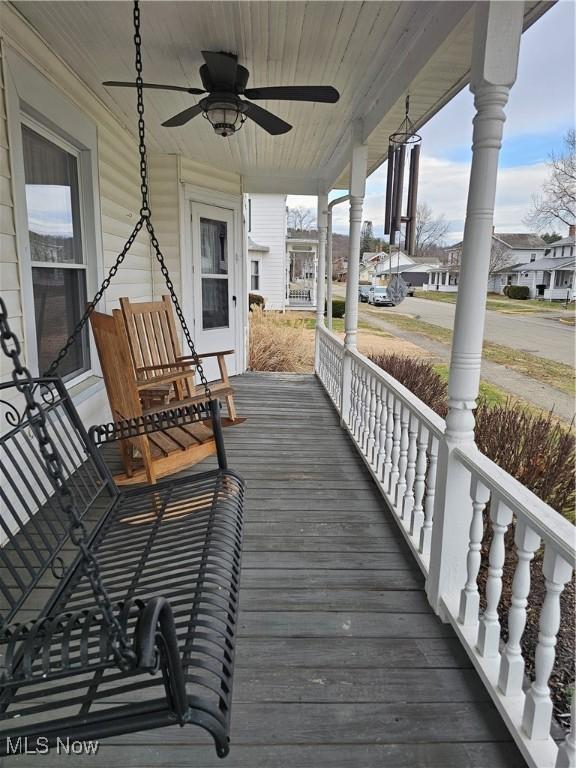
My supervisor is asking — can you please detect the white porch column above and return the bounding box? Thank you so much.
[427,1,524,613]
[340,137,368,421]
[314,193,328,370]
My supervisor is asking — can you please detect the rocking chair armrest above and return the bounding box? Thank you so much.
[177,350,234,361]
[136,371,195,390]
[136,361,195,374]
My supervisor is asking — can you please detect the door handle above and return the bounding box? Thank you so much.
[232,295,237,306]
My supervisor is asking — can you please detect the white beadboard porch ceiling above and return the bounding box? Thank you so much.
[11,1,550,193]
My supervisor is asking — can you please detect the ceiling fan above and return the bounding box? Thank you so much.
[104,50,339,137]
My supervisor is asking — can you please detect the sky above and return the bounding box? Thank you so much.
[288,1,575,245]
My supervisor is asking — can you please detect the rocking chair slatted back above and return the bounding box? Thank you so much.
[120,295,195,398]
[120,295,239,421]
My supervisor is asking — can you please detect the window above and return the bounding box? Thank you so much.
[22,124,89,380]
[250,259,260,291]
[530,253,536,262]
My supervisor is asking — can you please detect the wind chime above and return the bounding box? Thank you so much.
[383,95,421,305]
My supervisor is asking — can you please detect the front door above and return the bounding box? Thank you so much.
[190,202,237,379]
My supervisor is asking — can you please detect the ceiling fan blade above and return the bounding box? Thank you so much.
[162,104,203,127]
[201,51,238,87]
[103,81,205,95]
[244,85,340,103]
[244,103,291,135]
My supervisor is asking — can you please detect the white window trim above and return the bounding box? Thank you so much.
[250,257,261,291]
[4,47,104,389]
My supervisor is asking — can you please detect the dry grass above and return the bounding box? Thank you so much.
[249,306,314,372]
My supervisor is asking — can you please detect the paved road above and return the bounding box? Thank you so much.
[333,287,574,366]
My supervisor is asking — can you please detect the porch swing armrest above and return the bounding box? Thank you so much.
[134,597,188,721]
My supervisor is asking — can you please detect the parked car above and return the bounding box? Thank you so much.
[367,286,394,306]
[358,286,370,302]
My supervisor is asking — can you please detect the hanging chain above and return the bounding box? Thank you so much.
[0,298,136,668]
[47,0,211,401]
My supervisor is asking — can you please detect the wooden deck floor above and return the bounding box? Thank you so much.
[6,373,527,767]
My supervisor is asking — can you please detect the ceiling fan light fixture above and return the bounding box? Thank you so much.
[202,96,247,137]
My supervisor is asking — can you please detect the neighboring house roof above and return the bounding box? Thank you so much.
[547,235,575,249]
[493,233,547,249]
[400,263,439,273]
[445,233,547,252]
[491,262,527,274]
[248,237,269,253]
[511,257,576,272]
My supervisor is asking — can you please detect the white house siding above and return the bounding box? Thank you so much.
[149,154,181,301]
[0,44,22,384]
[247,194,287,310]
[0,6,156,430]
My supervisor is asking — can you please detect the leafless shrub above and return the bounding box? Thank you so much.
[474,401,576,521]
[369,353,575,519]
[249,306,313,373]
[369,353,448,417]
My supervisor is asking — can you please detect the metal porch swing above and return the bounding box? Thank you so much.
[0,1,244,758]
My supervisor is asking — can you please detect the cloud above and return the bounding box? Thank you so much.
[25,184,74,237]
[289,1,572,244]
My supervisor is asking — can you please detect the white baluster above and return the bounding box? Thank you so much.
[395,406,409,512]
[383,390,394,488]
[348,362,358,431]
[362,370,373,453]
[556,694,575,768]
[401,413,418,525]
[388,397,402,497]
[409,423,428,540]
[418,434,438,557]
[522,547,573,740]
[458,478,490,626]
[376,382,387,477]
[356,366,365,442]
[372,382,382,469]
[498,520,541,696]
[477,498,513,657]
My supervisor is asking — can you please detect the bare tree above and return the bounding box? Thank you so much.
[414,202,449,255]
[489,240,511,275]
[287,205,315,233]
[524,129,576,231]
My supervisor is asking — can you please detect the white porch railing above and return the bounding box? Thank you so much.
[316,323,575,768]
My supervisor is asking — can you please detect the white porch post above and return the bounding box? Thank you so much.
[314,193,328,370]
[340,136,368,421]
[427,1,524,613]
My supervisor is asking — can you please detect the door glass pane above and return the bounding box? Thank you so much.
[32,267,88,378]
[202,278,229,330]
[22,125,83,265]
[200,218,228,274]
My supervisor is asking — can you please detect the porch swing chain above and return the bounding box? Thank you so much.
[0,297,137,669]
[46,0,211,403]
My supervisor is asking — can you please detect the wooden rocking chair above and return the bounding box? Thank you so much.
[90,309,238,485]
[119,295,239,421]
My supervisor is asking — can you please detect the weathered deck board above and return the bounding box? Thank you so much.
[5,373,526,768]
